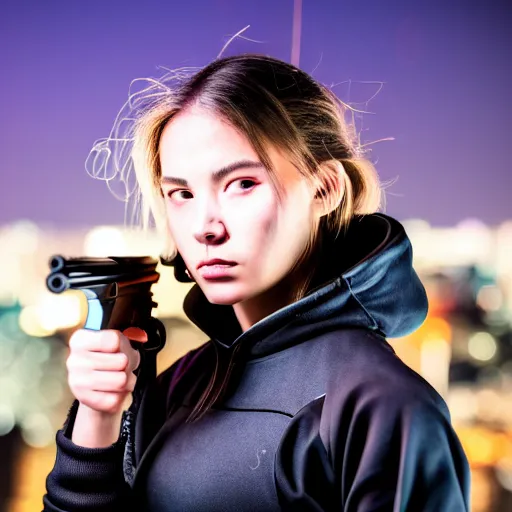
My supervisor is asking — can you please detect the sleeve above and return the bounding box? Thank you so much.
[275,384,471,512]
[42,400,132,512]
[42,342,211,512]
[327,384,471,512]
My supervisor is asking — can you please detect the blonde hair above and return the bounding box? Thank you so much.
[127,54,382,300]
[87,54,386,421]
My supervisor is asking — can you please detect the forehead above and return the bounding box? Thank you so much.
[158,107,305,191]
[159,109,257,177]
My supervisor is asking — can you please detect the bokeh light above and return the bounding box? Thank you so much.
[468,332,498,362]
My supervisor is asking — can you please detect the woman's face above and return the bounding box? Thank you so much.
[159,108,316,306]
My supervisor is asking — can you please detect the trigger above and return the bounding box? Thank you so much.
[140,317,167,353]
[123,327,148,343]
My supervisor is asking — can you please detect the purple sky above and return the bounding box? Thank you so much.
[1,0,511,229]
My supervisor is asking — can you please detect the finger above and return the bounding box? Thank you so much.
[79,352,129,372]
[88,371,137,393]
[117,336,142,373]
[70,329,123,354]
[126,372,137,392]
[89,371,129,392]
[125,348,141,374]
[122,327,148,343]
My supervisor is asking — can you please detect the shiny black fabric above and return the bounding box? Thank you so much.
[43,214,471,511]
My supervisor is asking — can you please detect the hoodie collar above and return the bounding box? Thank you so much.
[182,213,428,359]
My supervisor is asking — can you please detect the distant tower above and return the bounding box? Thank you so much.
[291,0,302,67]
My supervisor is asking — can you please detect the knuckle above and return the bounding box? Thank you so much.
[68,375,77,390]
[65,354,74,371]
[68,330,84,351]
[117,353,129,370]
[67,374,79,390]
[129,349,141,372]
[104,394,122,413]
[116,372,128,390]
[127,373,137,392]
[68,377,85,399]
[66,353,84,371]
[102,330,121,352]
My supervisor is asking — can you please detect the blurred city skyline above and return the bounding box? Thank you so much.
[1,0,511,230]
[2,2,512,510]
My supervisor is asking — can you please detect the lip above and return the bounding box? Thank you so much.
[196,259,238,280]
[197,259,237,270]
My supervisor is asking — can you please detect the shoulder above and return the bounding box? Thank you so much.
[304,328,456,456]
[276,330,470,510]
[322,328,449,417]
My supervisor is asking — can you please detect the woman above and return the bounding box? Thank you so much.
[43,54,470,511]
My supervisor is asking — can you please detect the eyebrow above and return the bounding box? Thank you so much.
[160,159,265,188]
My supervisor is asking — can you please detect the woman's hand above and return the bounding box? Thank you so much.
[66,327,148,447]
[67,327,147,416]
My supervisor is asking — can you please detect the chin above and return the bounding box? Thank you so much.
[200,282,250,306]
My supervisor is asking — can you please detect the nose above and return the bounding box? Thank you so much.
[194,221,227,245]
[193,198,227,245]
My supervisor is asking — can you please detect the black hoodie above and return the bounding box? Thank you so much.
[43,214,471,511]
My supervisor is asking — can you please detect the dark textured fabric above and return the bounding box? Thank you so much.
[43,214,471,511]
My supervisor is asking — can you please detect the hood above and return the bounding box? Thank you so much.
[182,213,428,359]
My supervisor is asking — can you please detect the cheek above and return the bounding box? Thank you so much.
[226,189,279,247]
[166,209,191,254]
[228,189,311,268]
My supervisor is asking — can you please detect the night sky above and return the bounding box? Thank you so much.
[1,0,511,229]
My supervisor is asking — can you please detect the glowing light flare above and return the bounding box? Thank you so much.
[1,220,40,254]
[447,386,478,423]
[402,218,431,235]
[19,306,56,337]
[420,337,451,397]
[19,292,84,337]
[424,316,452,342]
[468,332,498,361]
[456,426,506,467]
[39,292,83,331]
[476,285,503,312]
[0,404,16,436]
[475,388,508,424]
[20,413,55,448]
[455,219,493,264]
[84,226,128,256]
[496,221,512,274]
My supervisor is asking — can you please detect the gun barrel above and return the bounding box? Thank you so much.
[49,255,156,275]
[46,255,160,293]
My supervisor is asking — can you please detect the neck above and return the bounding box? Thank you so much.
[232,235,327,332]
[232,274,298,332]
[232,261,315,332]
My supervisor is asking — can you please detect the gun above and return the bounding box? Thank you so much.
[46,255,167,486]
[46,254,166,352]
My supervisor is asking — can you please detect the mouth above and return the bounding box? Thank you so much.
[196,259,238,280]
[197,259,238,270]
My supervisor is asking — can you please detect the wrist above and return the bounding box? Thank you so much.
[71,403,124,448]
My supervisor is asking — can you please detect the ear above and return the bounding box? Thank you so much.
[312,160,345,218]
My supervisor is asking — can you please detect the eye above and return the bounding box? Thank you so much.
[228,178,257,192]
[167,189,193,202]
